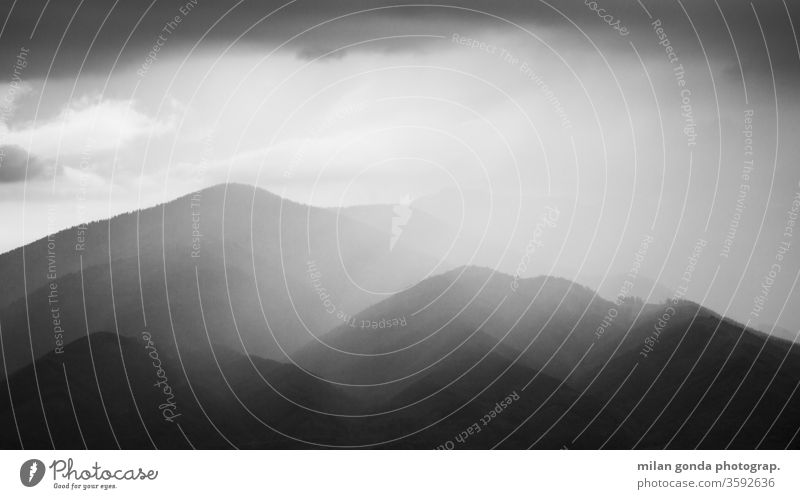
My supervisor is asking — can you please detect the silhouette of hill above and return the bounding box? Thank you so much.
[298,266,633,383]
[0,331,358,449]
[299,266,800,448]
[2,186,798,449]
[0,183,442,376]
[0,329,629,449]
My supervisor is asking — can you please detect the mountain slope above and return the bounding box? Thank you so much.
[574,305,800,449]
[298,266,637,382]
[0,183,442,376]
[0,330,365,449]
[300,266,800,448]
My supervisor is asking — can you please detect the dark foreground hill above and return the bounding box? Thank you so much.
[0,329,629,449]
[298,266,800,449]
[1,266,797,449]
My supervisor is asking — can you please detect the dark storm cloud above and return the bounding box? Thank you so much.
[0,0,797,81]
[0,0,550,79]
[0,145,48,182]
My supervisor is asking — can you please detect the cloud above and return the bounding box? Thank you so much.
[2,0,796,82]
[0,145,49,182]
[0,98,173,159]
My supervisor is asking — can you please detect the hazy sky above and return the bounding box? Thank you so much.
[1,0,799,331]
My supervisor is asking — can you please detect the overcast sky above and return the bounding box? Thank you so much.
[1,0,799,331]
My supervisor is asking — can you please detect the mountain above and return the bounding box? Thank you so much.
[578,307,800,449]
[297,266,635,383]
[0,327,631,449]
[299,266,800,448]
[0,331,358,449]
[0,183,443,376]
[2,183,798,449]
[3,264,798,448]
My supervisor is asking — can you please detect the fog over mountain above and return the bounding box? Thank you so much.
[1,0,799,451]
[1,185,798,449]
[0,183,447,375]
